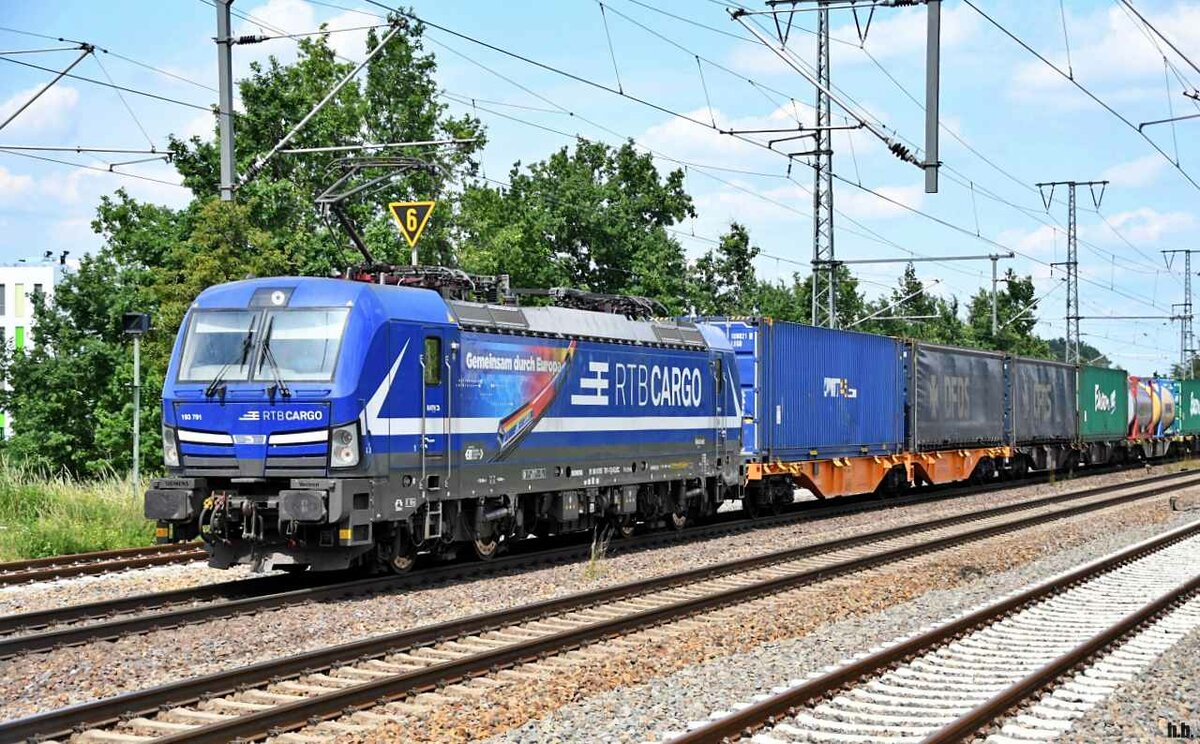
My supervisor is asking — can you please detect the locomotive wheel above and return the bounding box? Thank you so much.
[390,553,416,573]
[473,536,500,561]
[389,531,417,574]
[613,516,636,538]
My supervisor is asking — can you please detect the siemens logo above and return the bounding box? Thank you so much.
[238,409,325,422]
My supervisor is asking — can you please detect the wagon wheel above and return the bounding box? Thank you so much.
[742,491,763,519]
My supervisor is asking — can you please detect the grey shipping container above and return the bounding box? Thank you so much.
[910,342,1006,450]
[1009,356,1076,444]
[701,319,906,461]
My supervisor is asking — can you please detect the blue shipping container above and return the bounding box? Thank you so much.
[701,319,906,461]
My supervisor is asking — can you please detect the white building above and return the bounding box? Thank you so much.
[0,253,75,435]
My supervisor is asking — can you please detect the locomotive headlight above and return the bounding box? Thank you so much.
[330,424,360,468]
[162,427,180,468]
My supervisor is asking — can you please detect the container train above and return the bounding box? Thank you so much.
[146,274,1197,573]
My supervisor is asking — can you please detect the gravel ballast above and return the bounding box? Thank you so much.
[0,562,266,617]
[0,469,1191,723]
[321,496,1200,743]
[1056,618,1200,742]
[0,467,1176,619]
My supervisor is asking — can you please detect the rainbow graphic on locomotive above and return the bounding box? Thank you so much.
[146,275,1198,573]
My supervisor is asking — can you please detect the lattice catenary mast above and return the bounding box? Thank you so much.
[1037,179,1107,364]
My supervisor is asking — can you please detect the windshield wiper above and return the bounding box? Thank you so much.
[260,317,292,402]
[205,318,256,400]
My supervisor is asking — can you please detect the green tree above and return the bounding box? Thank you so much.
[0,193,185,475]
[965,269,1051,357]
[457,140,694,309]
[855,263,961,341]
[1048,338,1111,367]
[1,24,481,476]
[789,264,867,328]
[688,222,760,316]
[170,19,484,268]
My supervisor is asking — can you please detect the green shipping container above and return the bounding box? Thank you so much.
[1078,365,1128,440]
[1178,380,1200,434]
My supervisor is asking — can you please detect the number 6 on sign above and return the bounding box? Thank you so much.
[388,200,436,249]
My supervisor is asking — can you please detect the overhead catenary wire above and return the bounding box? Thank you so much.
[0,24,218,93]
[0,45,92,134]
[408,2,1166,310]
[0,145,166,155]
[605,1,1172,286]
[0,54,211,112]
[276,1,1177,321]
[91,53,155,149]
[1117,0,1200,80]
[963,0,1200,195]
[0,147,188,189]
[421,2,992,287]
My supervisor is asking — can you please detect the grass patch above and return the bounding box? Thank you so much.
[0,467,153,561]
[583,526,612,582]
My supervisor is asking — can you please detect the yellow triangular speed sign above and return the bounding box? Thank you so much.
[388,201,436,248]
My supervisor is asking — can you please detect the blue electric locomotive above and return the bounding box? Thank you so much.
[146,276,743,572]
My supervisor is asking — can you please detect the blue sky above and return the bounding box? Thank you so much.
[1,0,1199,373]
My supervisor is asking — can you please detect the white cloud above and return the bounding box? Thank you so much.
[28,157,189,211]
[997,224,1061,258]
[831,3,979,66]
[998,206,1197,262]
[1012,3,1200,94]
[727,3,977,74]
[638,106,793,171]
[49,217,101,255]
[0,86,79,137]
[1104,207,1196,243]
[1101,154,1166,188]
[838,182,925,219]
[0,167,34,203]
[236,0,374,74]
[177,110,217,142]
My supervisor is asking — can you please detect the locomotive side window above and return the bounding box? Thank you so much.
[424,337,442,385]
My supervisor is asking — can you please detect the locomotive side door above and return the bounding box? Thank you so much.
[418,327,451,493]
[712,354,726,465]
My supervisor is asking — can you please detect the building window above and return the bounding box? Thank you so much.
[14,326,24,351]
[0,284,6,315]
[33,283,42,298]
[14,284,24,317]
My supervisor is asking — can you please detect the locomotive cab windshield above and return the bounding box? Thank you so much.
[178,307,349,385]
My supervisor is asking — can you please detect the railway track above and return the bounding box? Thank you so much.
[0,543,205,587]
[4,468,1194,742]
[1,466,1191,661]
[665,519,1200,744]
